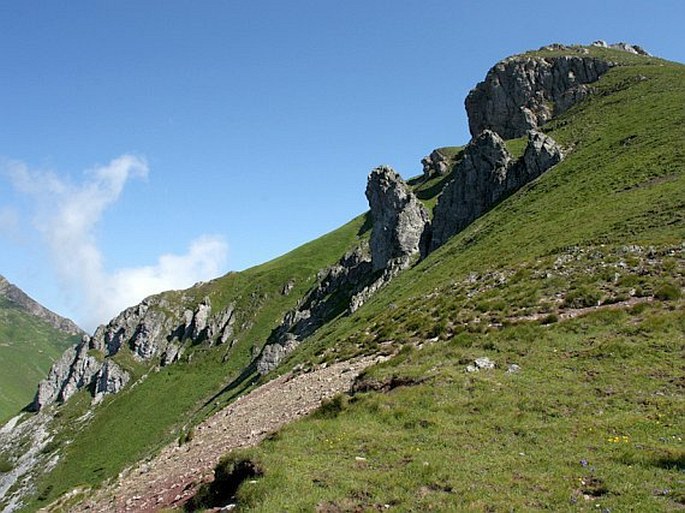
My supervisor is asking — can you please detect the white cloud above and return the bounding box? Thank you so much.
[4,155,228,332]
[0,206,20,239]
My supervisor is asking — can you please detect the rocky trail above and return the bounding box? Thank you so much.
[63,355,386,513]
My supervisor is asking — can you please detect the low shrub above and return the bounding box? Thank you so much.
[654,281,681,301]
[185,452,263,511]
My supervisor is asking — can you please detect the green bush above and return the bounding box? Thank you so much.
[654,281,681,300]
[0,454,13,473]
[540,313,559,325]
[314,394,348,419]
[563,286,603,308]
[185,451,263,511]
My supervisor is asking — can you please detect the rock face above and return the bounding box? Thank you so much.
[256,247,373,374]
[32,337,101,410]
[89,299,173,359]
[421,150,451,179]
[93,360,130,403]
[0,275,84,336]
[366,166,430,272]
[429,129,563,252]
[429,130,513,250]
[523,130,564,178]
[257,167,430,374]
[465,55,612,139]
[33,292,237,410]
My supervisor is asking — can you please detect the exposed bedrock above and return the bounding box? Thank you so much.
[429,129,562,252]
[465,55,613,139]
[366,166,430,272]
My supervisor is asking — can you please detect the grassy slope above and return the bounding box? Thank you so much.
[17,47,685,511]
[205,51,685,511]
[0,299,79,424]
[22,215,370,509]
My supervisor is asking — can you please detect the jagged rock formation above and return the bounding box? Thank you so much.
[429,129,562,252]
[257,167,429,374]
[421,149,451,179]
[93,360,130,403]
[591,40,650,56]
[32,294,237,410]
[32,337,101,410]
[523,130,564,177]
[257,247,373,374]
[366,166,430,272]
[89,299,175,359]
[0,275,83,336]
[465,55,613,139]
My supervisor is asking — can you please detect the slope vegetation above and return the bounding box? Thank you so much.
[0,284,81,424]
[185,48,685,511]
[2,44,683,513]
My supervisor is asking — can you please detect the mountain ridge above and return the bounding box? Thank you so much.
[0,276,83,337]
[0,41,683,512]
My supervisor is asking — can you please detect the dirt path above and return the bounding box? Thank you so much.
[67,355,385,512]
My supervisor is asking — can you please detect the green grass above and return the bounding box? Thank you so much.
[23,215,371,509]
[0,298,79,424]
[195,51,685,511]
[236,305,684,512]
[13,47,685,512]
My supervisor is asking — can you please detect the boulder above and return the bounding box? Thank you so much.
[421,150,451,179]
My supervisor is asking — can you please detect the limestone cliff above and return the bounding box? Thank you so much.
[366,166,430,272]
[429,129,563,252]
[32,293,236,410]
[257,166,428,374]
[465,54,612,139]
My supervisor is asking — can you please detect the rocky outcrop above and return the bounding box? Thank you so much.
[89,299,173,359]
[429,130,513,250]
[207,304,236,344]
[429,129,563,252]
[32,337,100,410]
[523,130,563,178]
[33,293,238,410]
[421,150,451,179]
[591,40,650,56]
[256,247,373,374]
[366,166,430,272]
[93,360,130,403]
[0,275,84,336]
[465,55,613,139]
[257,167,433,374]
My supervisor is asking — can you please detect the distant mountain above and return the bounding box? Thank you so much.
[0,276,83,424]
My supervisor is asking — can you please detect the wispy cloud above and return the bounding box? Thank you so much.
[3,155,228,332]
[0,206,20,240]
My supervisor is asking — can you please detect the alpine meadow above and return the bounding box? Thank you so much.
[0,41,683,513]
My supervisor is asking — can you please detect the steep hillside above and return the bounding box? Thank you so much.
[0,42,683,513]
[0,277,82,424]
[202,45,684,512]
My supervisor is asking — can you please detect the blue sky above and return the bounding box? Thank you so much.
[1,1,683,331]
